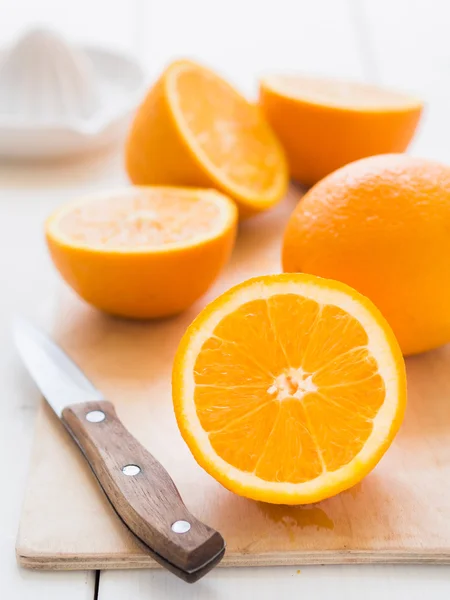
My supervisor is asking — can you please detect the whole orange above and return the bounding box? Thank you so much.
[282,154,450,355]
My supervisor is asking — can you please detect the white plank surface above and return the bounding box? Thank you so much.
[1,1,140,54]
[144,0,366,96]
[0,150,127,598]
[0,2,138,595]
[100,565,450,600]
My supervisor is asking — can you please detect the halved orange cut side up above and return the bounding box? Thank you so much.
[46,187,237,319]
[173,274,406,504]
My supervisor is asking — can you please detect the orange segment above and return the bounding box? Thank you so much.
[266,293,320,369]
[173,273,406,504]
[209,401,280,473]
[254,398,323,484]
[259,74,423,186]
[313,347,378,387]
[46,186,237,319]
[302,392,374,472]
[194,385,271,433]
[194,336,272,387]
[319,378,386,419]
[213,299,289,377]
[126,60,288,218]
[301,305,369,373]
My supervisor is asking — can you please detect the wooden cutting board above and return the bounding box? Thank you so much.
[17,189,450,569]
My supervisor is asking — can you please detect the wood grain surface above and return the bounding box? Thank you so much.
[16,188,450,569]
[61,400,225,581]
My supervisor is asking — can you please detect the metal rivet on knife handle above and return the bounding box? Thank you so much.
[172,520,191,534]
[85,410,105,423]
[122,464,141,476]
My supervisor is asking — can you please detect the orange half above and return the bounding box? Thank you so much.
[259,74,423,186]
[126,60,288,217]
[46,187,237,319]
[173,274,406,504]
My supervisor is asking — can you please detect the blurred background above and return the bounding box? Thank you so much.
[1,0,449,160]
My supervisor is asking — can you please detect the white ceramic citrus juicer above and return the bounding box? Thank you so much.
[0,28,146,159]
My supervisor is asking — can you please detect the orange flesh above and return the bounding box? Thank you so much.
[193,295,385,483]
[57,189,221,248]
[265,75,420,109]
[174,66,283,193]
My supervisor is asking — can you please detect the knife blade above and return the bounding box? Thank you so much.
[13,318,225,582]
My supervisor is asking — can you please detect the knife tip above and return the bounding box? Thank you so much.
[11,315,39,352]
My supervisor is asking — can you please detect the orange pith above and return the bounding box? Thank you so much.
[173,274,406,504]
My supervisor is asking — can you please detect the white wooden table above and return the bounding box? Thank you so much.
[1,0,450,597]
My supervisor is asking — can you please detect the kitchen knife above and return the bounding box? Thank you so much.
[13,318,225,582]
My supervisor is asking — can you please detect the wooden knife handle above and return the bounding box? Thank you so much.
[61,400,225,583]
